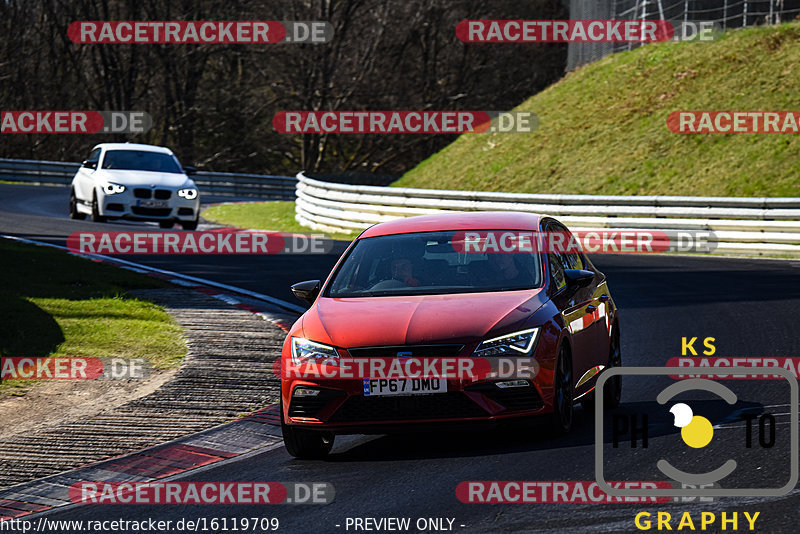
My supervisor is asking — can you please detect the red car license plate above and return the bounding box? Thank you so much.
[363,378,447,396]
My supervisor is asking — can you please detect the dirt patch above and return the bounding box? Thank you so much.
[0,369,177,437]
[0,288,285,489]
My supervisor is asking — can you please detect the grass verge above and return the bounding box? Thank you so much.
[202,201,357,241]
[395,23,800,196]
[0,240,186,396]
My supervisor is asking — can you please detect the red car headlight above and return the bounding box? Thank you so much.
[472,327,540,358]
[290,337,340,366]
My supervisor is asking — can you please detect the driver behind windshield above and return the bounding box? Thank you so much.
[390,257,420,287]
[487,253,528,287]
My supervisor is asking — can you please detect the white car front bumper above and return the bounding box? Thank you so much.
[99,186,200,222]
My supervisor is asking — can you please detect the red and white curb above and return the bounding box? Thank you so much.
[0,405,283,519]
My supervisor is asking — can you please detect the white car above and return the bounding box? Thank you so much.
[69,143,200,230]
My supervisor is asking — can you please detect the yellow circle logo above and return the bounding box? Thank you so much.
[670,403,714,448]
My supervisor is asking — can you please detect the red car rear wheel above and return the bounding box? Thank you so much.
[550,344,574,434]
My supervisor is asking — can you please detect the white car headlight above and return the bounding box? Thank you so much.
[290,337,340,366]
[103,183,126,195]
[472,328,540,357]
[178,188,198,199]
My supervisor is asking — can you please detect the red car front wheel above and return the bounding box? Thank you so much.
[281,400,335,459]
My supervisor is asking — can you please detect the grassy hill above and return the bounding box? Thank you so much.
[394,24,800,196]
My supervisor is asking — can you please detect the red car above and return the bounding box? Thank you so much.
[280,212,621,458]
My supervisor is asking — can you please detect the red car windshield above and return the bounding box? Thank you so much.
[326,230,543,298]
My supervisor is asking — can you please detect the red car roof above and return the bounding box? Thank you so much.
[359,211,545,238]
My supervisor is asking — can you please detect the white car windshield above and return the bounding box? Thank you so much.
[101,150,183,174]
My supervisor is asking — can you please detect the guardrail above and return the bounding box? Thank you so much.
[0,158,296,199]
[0,157,80,185]
[295,172,800,257]
[193,171,295,199]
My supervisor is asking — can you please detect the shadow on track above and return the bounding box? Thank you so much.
[314,398,765,463]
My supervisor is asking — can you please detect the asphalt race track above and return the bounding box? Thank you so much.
[2,183,800,533]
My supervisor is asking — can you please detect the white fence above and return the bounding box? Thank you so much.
[295,172,800,257]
